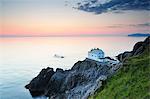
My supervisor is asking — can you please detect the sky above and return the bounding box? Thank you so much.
[0,0,149,36]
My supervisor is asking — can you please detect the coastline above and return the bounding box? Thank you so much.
[25,36,150,99]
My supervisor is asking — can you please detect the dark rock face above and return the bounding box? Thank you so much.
[25,59,121,99]
[25,67,54,96]
[117,36,150,62]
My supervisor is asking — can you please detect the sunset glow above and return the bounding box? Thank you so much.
[0,0,149,36]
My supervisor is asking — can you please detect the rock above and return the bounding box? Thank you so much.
[25,58,120,98]
[46,71,66,96]
[71,59,99,71]
[98,75,107,81]
[25,67,54,91]
[56,68,64,73]
[133,46,144,56]
[117,51,132,62]
[117,36,150,62]
[25,67,54,96]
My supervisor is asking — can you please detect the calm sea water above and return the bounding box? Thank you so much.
[0,36,146,99]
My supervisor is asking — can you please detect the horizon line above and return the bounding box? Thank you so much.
[0,34,127,37]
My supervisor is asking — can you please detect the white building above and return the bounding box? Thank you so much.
[88,48,105,62]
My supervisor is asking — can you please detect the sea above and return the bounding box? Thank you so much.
[0,36,146,99]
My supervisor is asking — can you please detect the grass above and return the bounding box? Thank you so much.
[89,50,150,99]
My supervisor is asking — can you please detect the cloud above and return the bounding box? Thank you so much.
[76,0,150,14]
[135,23,150,27]
[107,23,150,28]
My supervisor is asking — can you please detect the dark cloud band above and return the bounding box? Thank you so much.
[77,0,150,14]
[107,23,150,28]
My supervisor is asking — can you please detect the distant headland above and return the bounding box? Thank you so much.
[128,33,150,37]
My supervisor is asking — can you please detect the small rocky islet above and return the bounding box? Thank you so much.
[25,36,150,99]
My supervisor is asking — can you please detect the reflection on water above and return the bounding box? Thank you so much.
[0,36,146,99]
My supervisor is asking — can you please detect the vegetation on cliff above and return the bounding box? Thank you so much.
[90,48,150,99]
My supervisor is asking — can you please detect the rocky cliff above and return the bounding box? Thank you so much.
[117,36,150,62]
[25,58,121,99]
[25,36,149,99]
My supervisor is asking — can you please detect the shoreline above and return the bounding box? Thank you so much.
[25,36,149,99]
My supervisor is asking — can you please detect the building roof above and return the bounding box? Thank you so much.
[89,48,104,54]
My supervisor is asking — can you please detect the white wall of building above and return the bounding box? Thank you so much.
[88,49,105,62]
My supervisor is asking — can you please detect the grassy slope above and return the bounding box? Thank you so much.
[90,50,150,99]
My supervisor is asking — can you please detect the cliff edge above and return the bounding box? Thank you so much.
[25,58,120,99]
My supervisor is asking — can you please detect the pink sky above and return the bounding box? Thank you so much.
[0,0,149,36]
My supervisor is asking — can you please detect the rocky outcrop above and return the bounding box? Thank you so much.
[25,58,120,99]
[25,37,150,99]
[25,67,55,96]
[117,36,150,62]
